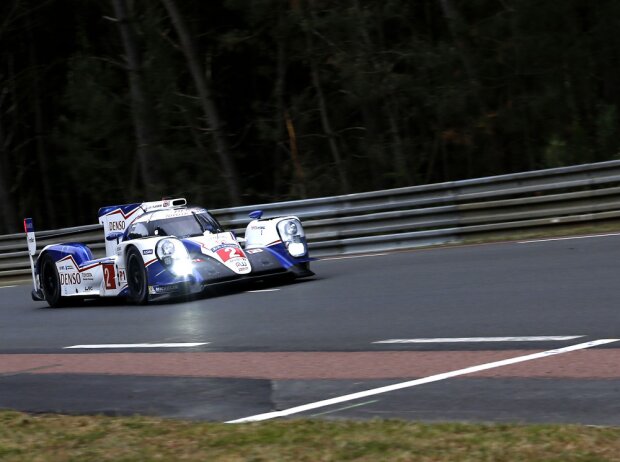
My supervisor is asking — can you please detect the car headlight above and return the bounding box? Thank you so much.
[276,219,307,257]
[277,219,304,240]
[284,221,298,236]
[155,238,192,276]
[160,239,176,256]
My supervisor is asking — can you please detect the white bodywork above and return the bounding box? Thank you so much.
[47,200,254,298]
[32,198,310,303]
[245,215,306,257]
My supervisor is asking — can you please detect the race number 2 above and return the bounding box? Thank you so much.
[103,263,116,290]
[216,247,244,262]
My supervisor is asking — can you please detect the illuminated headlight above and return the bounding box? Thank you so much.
[287,242,306,257]
[155,238,193,276]
[277,219,307,257]
[171,260,193,276]
[160,239,175,256]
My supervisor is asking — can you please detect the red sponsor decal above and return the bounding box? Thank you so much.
[103,263,116,289]
[216,247,245,262]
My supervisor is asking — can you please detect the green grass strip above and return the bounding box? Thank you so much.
[1,411,620,461]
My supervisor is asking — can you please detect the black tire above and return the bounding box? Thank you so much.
[40,253,64,308]
[126,247,148,305]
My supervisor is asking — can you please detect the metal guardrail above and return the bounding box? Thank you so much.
[2,160,620,283]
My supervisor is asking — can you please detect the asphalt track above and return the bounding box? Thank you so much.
[1,234,620,424]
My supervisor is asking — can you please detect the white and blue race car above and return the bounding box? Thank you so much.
[25,198,313,307]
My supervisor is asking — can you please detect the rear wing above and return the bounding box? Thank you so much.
[98,198,187,256]
[24,218,39,295]
[24,218,36,256]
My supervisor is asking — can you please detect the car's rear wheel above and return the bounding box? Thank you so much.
[40,253,64,308]
[126,247,148,305]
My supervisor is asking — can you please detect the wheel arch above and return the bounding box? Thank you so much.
[35,243,94,270]
[123,243,139,260]
[124,244,150,304]
[37,250,64,307]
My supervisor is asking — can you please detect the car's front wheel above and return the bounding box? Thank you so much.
[40,253,64,308]
[126,247,148,305]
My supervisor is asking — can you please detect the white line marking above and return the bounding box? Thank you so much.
[310,400,379,417]
[226,338,620,423]
[518,233,620,244]
[63,343,209,349]
[321,253,388,261]
[373,336,584,344]
[0,285,17,289]
[247,289,280,293]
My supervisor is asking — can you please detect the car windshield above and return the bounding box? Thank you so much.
[147,212,223,238]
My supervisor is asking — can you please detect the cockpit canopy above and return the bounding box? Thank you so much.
[126,209,223,240]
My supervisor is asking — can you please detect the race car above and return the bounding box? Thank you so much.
[25,198,313,307]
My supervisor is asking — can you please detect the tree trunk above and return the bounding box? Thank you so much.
[111,0,161,198]
[161,0,242,205]
[438,0,481,96]
[438,0,501,173]
[309,62,350,194]
[0,125,14,233]
[387,100,412,185]
[0,68,16,233]
[25,11,56,227]
[284,110,307,198]
[272,36,287,197]
[350,0,395,189]
[303,2,350,194]
[0,168,13,233]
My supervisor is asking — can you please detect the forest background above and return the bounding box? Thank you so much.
[1,0,619,232]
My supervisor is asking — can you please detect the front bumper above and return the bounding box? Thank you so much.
[191,248,307,283]
[147,250,313,300]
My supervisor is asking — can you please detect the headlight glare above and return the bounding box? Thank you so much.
[287,242,306,257]
[156,238,192,276]
[171,259,193,276]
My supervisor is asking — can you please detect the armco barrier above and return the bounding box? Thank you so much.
[2,160,620,283]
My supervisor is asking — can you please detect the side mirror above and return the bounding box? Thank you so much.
[249,210,263,220]
[106,231,123,242]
